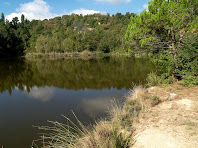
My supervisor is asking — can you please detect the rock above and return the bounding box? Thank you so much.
[176,98,193,110]
[167,93,177,101]
[148,87,157,93]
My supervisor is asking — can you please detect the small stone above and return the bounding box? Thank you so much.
[148,87,156,93]
[167,93,177,100]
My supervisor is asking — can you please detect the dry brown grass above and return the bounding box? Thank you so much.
[33,101,134,148]
[125,87,162,113]
[126,88,149,109]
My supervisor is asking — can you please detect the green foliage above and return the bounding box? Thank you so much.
[183,122,197,127]
[150,95,161,107]
[0,14,30,57]
[31,13,133,53]
[126,0,197,49]
[111,124,130,148]
[0,12,134,57]
[162,75,175,85]
[147,72,162,86]
[139,37,157,48]
[1,13,5,23]
[147,72,176,86]
[152,52,175,75]
[179,74,198,87]
[126,0,198,86]
[124,100,142,117]
[176,32,198,75]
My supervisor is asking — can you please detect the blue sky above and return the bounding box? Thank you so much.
[1,0,149,21]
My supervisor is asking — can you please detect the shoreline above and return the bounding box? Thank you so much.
[24,51,130,59]
[34,82,198,147]
[24,51,151,60]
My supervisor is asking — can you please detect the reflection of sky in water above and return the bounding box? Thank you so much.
[0,87,128,119]
[0,86,128,148]
[27,87,54,102]
[81,97,113,117]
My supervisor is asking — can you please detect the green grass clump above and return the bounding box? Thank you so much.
[111,124,131,148]
[147,72,162,86]
[183,122,197,127]
[150,95,161,107]
[124,100,142,117]
[147,72,176,87]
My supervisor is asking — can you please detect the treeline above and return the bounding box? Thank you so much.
[0,14,30,57]
[0,12,135,57]
[126,0,198,86]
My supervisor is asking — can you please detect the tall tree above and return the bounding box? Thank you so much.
[1,13,5,24]
[21,14,25,25]
[125,0,198,85]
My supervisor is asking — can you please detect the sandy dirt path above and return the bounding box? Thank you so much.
[133,84,198,148]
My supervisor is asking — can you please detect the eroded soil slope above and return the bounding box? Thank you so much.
[133,84,198,148]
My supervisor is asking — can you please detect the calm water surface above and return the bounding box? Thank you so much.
[0,57,154,148]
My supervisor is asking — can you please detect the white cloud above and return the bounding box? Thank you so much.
[138,4,148,12]
[70,9,101,15]
[5,0,102,21]
[6,0,58,21]
[96,0,131,4]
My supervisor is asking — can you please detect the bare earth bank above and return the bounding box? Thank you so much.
[132,84,198,148]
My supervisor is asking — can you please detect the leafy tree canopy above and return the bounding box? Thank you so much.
[126,0,198,86]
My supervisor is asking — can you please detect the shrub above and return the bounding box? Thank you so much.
[150,32,198,87]
[179,74,198,87]
[111,125,130,148]
[124,100,142,117]
[163,75,176,85]
[150,95,161,107]
[81,50,92,56]
[146,72,162,86]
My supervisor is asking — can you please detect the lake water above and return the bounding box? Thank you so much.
[0,57,154,148]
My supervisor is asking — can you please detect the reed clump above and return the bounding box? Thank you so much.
[32,88,162,148]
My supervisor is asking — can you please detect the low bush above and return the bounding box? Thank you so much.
[146,72,162,86]
[150,95,161,107]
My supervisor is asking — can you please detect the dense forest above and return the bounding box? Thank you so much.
[0,0,197,85]
[0,12,134,57]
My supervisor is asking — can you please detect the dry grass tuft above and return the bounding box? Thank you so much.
[125,88,156,112]
[33,102,133,148]
[81,50,92,57]
[95,121,112,140]
[33,87,165,148]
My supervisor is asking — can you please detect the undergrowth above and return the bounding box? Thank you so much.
[146,72,176,86]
